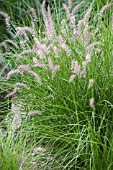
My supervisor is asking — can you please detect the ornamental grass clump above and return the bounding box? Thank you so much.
[1,0,113,169]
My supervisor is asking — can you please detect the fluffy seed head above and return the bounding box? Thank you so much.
[79,69,86,78]
[52,65,60,80]
[14,82,29,89]
[63,3,70,20]
[28,8,38,22]
[85,53,91,63]
[34,147,45,153]
[69,74,76,82]
[73,61,81,75]
[89,98,94,109]
[28,110,41,116]
[88,79,94,89]
[6,69,21,80]
[6,87,20,98]
[28,70,41,83]
[99,2,113,17]
[0,11,10,30]
[72,0,86,15]
[48,56,53,70]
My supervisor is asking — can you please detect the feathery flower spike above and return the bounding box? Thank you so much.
[88,79,94,89]
[6,87,20,98]
[34,147,45,153]
[52,65,60,80]
[69,74,76,82]
[28,70,41,83]
[99,2,113,17]
[89,98,94,109]
[0,11,10,30]
[28,110,41,116]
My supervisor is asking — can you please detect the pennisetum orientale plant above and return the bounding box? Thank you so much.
[0,0,113,169]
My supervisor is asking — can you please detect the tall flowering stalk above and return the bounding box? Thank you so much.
[63,0,86,34]
[19,48,45,59]
[53,46,59,58]
[88,79,94,89]
[71,0,86,33]
[89,98,94,109]
[6,64,41,83]
[28,110,41,117]
[33,57,47,69]
[48,56,53,70]
[6,87,20,98]
[48,56,60,80]
[28,8,38,22]
[71,0,86,15]
[69,60,81,82]
[68,0,72,10]
[99,2,113,17]
[14,27,35,40]
[28,70,41,83]
[6,69,21,80]
[56,35,71,56]
[63,3,70,20]
[83,8,92,24]
[0,11,11,31]
[87,42,102,53]
[14,82,29,89]
[47,6,56,36]
[0,39,18,49]
[34,37,50,54]
[11,103,22,131]
[0,41,7,50]
[52,65,60,80]
[83,24,89,46]
[41,0,56,40]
